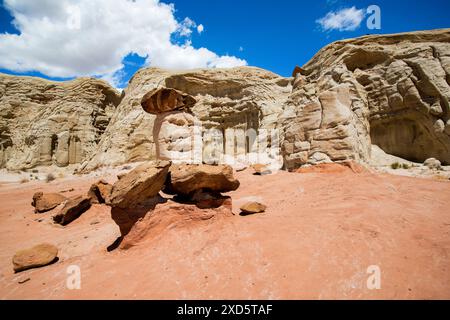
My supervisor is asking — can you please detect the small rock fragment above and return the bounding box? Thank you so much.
[240,202,267,215]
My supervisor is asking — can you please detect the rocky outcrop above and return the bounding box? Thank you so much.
[119,200,233,250]
[12,243,58,273]
[284,28,450,168]
[80,67,290,171]
[0,74,121,170]
[2,29,450,171]
[32,192,67,213]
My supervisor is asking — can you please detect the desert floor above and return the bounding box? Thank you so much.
[0,167,450,299]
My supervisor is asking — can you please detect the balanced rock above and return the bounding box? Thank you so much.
[168,164,240,196]
[53,196,91,225]
[32,192,67,213]
[109,161,171,208]
[12,243,58,273]
[141,87,196,114]
[87,180,112,204]
[240,202,267,215]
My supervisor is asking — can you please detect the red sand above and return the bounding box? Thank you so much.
[0,168,450,299]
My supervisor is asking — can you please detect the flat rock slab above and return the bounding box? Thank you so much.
[32,192,67,213]
[168,164,240,196]
[53,196,91,226]
[109,161,171,209]
[12,243,58,273]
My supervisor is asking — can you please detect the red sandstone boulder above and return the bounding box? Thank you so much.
[12,243,58,273]
[32,192,67,213]
[167,164,240,196]
[109,161,171,209]
[53,196,91,226]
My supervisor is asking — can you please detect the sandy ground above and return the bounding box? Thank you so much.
[0,166,450,300]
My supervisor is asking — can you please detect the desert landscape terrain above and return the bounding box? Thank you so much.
[1,28,450,300]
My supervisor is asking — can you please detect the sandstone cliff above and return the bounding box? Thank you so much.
[2,28,450,172]
[80,67,291,171]
[285,28,450,168]
[0,74,121,170]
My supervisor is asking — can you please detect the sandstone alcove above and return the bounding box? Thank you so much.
[370,115,450,164]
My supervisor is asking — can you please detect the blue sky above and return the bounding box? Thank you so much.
[0,0,449,88]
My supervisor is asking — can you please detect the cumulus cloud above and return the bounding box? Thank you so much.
[0,0,247,87]
[316,6,365,32]
[197,24,204,34]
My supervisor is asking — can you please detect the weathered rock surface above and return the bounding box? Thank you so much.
[12,243,58,273]
[53,196,91,226]
[87,180,112,204]
[80,67,291,171]
[284,29,450,168]
[424,158,442,170]
[109,161,171,209]
[167,164,240,196]
[240,202,267,215]
[32,192,67,213]
[0,74,121,170]
[119,200,233,250]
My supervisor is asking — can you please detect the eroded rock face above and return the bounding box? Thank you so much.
[3,29,450,171]
[167,164,240,196]
[0,74,121,170]
[284,29,450,167]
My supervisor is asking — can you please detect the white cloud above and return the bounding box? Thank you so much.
[178,17,196,36]
[197,24,204,34]
[0,0,246,87]
[316,6,365,32]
